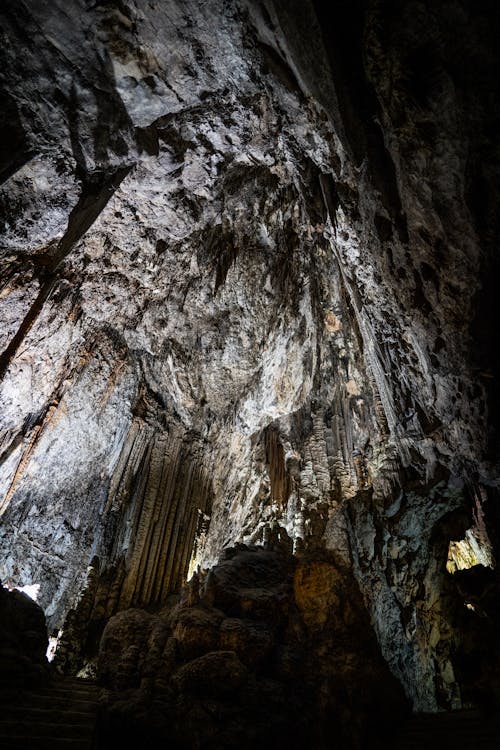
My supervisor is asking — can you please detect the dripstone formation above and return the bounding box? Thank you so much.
[96,545,407,750]
[0,0,499,743]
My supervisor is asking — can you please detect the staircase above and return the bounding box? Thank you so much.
[392,708,500,749]
[0,676,101,749]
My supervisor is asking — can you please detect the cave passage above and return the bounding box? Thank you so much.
[0,0,499,748]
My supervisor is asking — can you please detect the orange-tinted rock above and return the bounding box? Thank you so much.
[293,560,342,630]
[172,605,224,659]
[219,617,274,666]
[173,650,248,696]
[238,587,289,624]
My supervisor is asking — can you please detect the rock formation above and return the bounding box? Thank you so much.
[0,0,499,733]
[96,545,407,750]
[0,581,49,692]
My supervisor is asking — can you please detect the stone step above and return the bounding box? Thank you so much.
[0,677,100,750]
[4,706,98,723]
[42,683,99,695]
[0,677,101,750]
[63,688,97,692]
[0,738,91,750]
[21,682,101,698]
[31,691,100,703]
[16,694,100,712]
[0,720,93,739]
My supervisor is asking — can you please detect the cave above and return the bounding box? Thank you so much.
[0,0,499,748]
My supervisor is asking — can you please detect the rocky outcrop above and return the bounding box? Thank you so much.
[97,545,408,750]
[0,0,498,714]
[0,582,48,692]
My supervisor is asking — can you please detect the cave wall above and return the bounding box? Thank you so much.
[0,0,498,710]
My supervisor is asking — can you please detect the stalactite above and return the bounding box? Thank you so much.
[149,447,178,604]
[51,425,215,671]
[310,413,331,497]
[263,426,292,509]
[107,431,214,611]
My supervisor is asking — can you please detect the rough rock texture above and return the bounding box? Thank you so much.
[96,545,408,750]
[0,0,499,714]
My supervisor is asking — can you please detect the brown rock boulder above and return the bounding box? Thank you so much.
[219,617,274,666]
[98,608,154,689]
[172,605,224,660]
[293,560,342,631]
[173,650,248,696]
[202,546,291,624]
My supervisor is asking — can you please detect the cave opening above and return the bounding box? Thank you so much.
[0,0,499,748]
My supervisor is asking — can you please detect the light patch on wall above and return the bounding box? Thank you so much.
[14,583,40,602]
[47,630,63,662]
[447,487,495,574]
[447,528,494,573]
[324,311,342,333]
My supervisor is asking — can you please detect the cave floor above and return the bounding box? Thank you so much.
[390,708,500,750]
[1,677,499,750]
